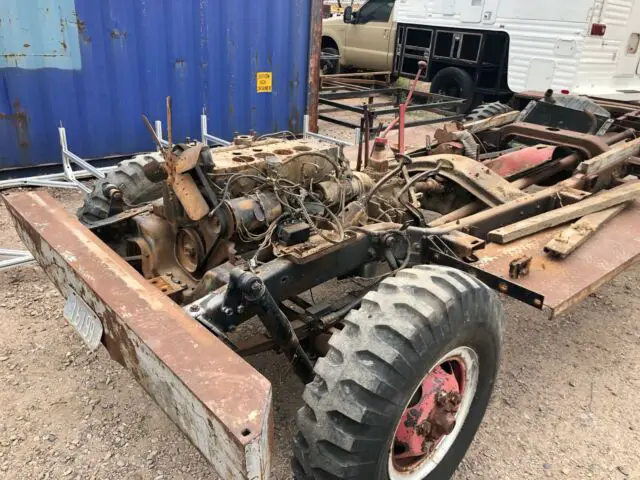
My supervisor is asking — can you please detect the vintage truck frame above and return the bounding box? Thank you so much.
[4,97,640,479]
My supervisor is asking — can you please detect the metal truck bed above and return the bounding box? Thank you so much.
[3,191,272,480]
[475,200,640,317]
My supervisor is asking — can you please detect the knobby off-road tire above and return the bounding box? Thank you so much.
[293,265,505,480]
[464,102,513,123]
[77,155,163,225]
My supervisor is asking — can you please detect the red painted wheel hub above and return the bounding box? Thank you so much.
[392,359,466,470]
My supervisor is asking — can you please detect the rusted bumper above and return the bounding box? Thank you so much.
[3,191,273,480]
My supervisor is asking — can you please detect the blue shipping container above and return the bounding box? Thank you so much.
[0,0,311,171]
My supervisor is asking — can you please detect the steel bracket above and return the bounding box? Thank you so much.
[0,125,115,192]
[0,248,34,269]
[200,112,232,146]
[303,114,357,147]
[421,235,544,309]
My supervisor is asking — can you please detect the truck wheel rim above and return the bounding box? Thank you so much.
[388,346,479,479]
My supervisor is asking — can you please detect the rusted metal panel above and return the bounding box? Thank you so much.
[2,191,273,480]
[484,145,555,178]
[409,155,526,206]
[306,0,323,133]
[0,0,312,171]
[498,122,609,158]
[474,201,640,317]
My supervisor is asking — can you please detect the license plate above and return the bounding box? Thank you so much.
[63,289,103,351]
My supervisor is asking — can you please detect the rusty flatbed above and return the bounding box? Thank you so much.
[3,191,272,480]
[475,200,640,317]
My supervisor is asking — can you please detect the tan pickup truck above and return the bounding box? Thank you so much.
[321,1,396,74]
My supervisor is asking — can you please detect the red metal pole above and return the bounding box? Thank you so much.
[399,103,406,155]
[381,60,427,138]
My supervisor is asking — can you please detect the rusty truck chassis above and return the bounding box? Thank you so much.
[6,100,640,479]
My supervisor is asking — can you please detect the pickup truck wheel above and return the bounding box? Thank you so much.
[77,155,164,225]
[321,47,340,75]
[292,265,504,480]
[430,67,476,113]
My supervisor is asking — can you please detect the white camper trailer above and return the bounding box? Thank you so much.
[322,0,640,106]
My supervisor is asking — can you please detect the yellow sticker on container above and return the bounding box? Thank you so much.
[257,72,272,93]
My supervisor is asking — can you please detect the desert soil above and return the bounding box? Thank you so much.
[1,122,639,479]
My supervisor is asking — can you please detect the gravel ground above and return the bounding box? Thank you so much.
[1,127,639,479]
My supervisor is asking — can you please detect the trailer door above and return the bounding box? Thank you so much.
[598,0,640,76]
[460,0,484,22]
[457,0,500,23]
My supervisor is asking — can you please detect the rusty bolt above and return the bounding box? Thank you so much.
[421,438,434,454]
[384,235,395,247]
[415,419,432,437]
[189,304,200,313]
[250,280,262,292]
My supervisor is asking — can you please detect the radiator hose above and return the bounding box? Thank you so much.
[452,130,479,159]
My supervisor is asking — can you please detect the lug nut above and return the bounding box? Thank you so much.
[415,419,432,437]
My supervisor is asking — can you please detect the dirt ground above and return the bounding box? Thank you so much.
[1,124,640,479]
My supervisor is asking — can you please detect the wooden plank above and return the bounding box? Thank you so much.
[543,203,628,258]
[558,187,591,203]
[463,111,520,134]
[575,137,640,174]
[487,182,640,244]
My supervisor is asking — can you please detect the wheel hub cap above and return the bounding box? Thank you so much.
[392,359,466,469]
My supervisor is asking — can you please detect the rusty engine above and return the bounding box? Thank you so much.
[89,131,416,307]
